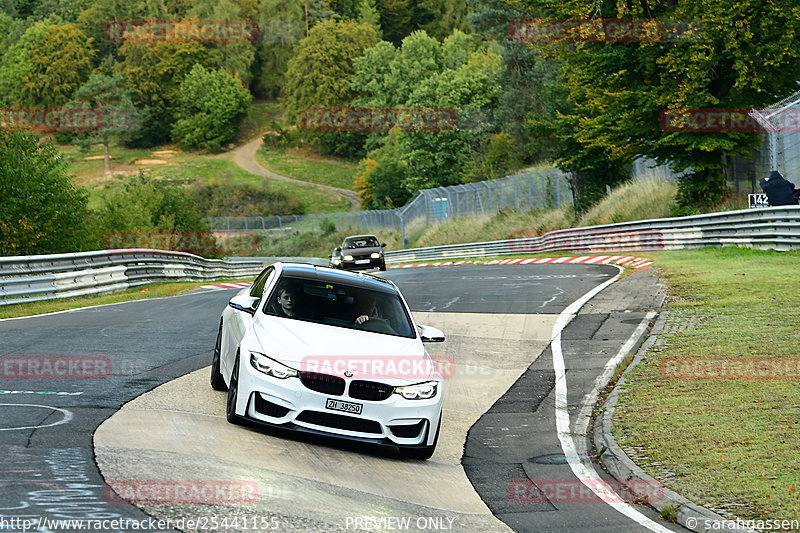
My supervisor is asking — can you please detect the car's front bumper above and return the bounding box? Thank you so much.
[234,357,442,447]
[341,257,384,270]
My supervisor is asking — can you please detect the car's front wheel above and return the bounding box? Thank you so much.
[210,320,227,391]
[226,355,243,424]
[399,418,440,460]
[379,261,387,271]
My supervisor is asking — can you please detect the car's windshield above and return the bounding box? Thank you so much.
[344,237,379,248]
[264,276,414,338]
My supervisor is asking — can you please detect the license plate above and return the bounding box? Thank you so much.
[325,398,362,414]
[355,259,370,264]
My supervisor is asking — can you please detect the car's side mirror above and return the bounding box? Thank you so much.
[381,243,386,248]
[229,295,259,315]
[335,247,342,252]
[418,324,445,343]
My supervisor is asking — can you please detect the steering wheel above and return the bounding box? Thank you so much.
[356,317,393,334]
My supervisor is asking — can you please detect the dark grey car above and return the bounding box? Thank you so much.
[330,234,386,271]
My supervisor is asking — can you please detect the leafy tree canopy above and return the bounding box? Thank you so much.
[0,130,92,255]
[116,40,208,145]
[282,19,378,120]
[517,0,800,212]
[171,64,252,151]
[0,22,94,107]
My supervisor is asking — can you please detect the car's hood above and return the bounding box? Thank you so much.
[250,317,438,384]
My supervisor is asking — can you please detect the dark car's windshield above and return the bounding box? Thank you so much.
[264,276,414,338]
[344,236,379,248]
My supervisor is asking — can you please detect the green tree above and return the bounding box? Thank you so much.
[354,132,412,208]
[417,0,469,40]
[468,0,561,162]
[0,130,92,255]
[66,73,139,174]
[357,0,382,39]
[518,0,800,212]
[94,173,206,234]
[116,41,208,146]
[305,0,340,30]
[282,19,377,155]
[171,64,252,151]
[0,22,94,107]
[188,0,257,87]
[254,0,304,97]
[400,44,503,191]
[283,19,377,117]
[351,30,503,204]
[376,0,413,45]
[330,0,359,19]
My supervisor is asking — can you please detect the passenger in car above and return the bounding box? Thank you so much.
[275,286,298,317]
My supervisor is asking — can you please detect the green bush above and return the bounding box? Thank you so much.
[192,177,304,217]
[0,130,93,256]
[171,65,252,151]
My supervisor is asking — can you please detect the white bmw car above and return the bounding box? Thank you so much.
[210,263,445,459]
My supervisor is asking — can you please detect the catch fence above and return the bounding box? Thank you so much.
[207,170,571,247]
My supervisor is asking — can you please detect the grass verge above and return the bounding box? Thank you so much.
[256,146,358,191]
[612,247,800,521]
[0,281,239,320]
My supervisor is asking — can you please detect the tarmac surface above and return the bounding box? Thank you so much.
[1,264,689,533]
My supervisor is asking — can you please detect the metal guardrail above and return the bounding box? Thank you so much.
[3,207,798,306]
[0,249,264,306]
[384,206,800,263]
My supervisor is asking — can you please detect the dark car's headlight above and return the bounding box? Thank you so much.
[394,381,438,400]
[370,252,381,259]
[343,254,354,261]
[250,352,298,379]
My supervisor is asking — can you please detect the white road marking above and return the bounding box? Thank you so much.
[0,404,74,431]
[0,391,83,396]
[550,270,674,533]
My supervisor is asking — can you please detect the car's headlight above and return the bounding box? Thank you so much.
[332,258,342,265]
[394,381,438,400]
[343,255,354,261]
[370,252,381,259]
[250,352,298,379]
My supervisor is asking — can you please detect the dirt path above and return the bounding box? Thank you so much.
[231,136,362,212]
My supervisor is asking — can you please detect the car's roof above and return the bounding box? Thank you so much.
[275,262,397,293]
[344,234,378,239]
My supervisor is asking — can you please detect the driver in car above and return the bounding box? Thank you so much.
[354,294,381,325]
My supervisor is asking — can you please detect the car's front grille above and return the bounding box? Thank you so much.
[296,410,382,434]
[388,420,426,439]
[299,372,345,396]
[254,394,291,418]
[349,380,393,401]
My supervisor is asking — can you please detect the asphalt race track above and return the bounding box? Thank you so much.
[0,264,685,533]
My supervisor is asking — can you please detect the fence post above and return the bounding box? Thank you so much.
[556,173,561,205]
[399,212,406,249]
